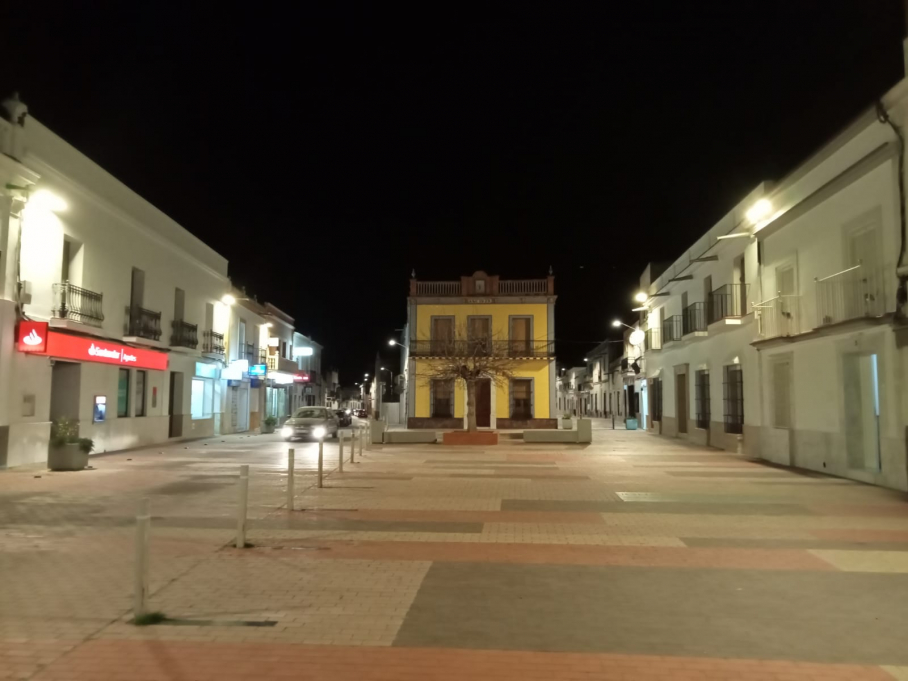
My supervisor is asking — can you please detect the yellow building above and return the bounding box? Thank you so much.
[403,271,556,429]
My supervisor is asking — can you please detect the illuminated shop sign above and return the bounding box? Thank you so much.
[18,326,168,371]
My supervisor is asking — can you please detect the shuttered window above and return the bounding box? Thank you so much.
[431,380,454,417]
[510,379,533,419]
[723,365,744,434]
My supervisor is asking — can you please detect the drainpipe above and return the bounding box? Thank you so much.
[877,100,908,318]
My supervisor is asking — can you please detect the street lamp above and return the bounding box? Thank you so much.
[612,320,633,329]
[634,292,648,303]
[221,294,236,306]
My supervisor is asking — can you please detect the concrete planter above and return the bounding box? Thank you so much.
[561,418,573,430]
[261,423,276,434]
[47,443,89,471]
[443,431,499,446]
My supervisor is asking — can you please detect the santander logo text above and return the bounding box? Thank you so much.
[22,329,43,346]
[88,343,138,364]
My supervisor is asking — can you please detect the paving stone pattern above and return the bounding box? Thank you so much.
[1,422,907,680]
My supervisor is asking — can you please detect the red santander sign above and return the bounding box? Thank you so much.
[18,321,48,353]
[17,325,168,371]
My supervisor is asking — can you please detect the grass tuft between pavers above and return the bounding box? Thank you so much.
[133,611,168,626]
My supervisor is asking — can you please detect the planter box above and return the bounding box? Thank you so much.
[443,431,499,446]
[47,444,89,471]
[261,424,276,434]
[561,418,573,430]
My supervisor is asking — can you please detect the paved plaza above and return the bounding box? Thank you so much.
[2,424,908,680]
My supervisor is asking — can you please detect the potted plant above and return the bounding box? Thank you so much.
[561,413,573,429]
[47,418,94,471]
[261,415,278,434]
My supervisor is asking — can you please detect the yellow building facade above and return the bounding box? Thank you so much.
[403,271,557,429]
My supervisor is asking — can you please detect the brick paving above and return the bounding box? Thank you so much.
[1,424,907,679]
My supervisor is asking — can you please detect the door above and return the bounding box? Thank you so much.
[431,317,454,354]
[676,373,688,434]
[776,264,797,334]
[843,354,881,471]
[640,382,647,430]
[468,316,492,354]
[510,317,531,356]
[476,379,491,427]
[626,384,636,422]
[169,371,184,437]
[847,223,883,317]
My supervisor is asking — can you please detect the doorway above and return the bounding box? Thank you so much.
[50,362,82,422]
[169,371,184,437]
[676,373,688,434]
[640,381,648,430]
[843,353,881,471]
[476,379,491,427]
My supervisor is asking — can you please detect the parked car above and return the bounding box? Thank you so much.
[281,407,339,441]
[354,409,368,418]
[335,410,352,427]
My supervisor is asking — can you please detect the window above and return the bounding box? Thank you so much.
[281,341,287,359]
[467,316,491,354]
[723,365,744,434]
[509,317,532,356]
[652,378,663,421]
[117,369,130,417]
[174,288,185,321]
[772,359,792,429]
[510,379,533,419]
[191,378,214,420]
[695,370,710,429]
[475,279,486,293]
[431,380,454,417]
[135,370,147,417]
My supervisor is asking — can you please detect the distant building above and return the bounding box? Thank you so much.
[402,271,557,429]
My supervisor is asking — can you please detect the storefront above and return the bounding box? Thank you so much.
[17,321,172,454]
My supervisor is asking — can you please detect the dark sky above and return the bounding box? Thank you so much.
[2,2,904,384]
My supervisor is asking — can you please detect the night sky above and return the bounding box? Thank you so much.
[1,2,904,384]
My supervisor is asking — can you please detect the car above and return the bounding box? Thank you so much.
[354,409,368,419]
[281,407,339,441]
[335,410,352,427]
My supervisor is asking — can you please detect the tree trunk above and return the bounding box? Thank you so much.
[466,379,477,432]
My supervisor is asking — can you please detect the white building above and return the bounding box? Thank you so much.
[0,100,233,467]
[223,293,271,434]
[292,331,324,407]
[639,78,908,491]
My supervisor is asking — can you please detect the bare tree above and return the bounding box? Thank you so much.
[416,326,524,431]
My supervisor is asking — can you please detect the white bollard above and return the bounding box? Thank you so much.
[736,434,744,456]
[358,429,364,458]
[318,439,324,488]
[134,497,150,619]
[338,434,345,473]
[287,449,295,511]
[236,465,249,549]
[350,432,355,464]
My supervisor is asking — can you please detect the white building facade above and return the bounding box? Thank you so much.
[1,106,233,467]
[640,80,908,491]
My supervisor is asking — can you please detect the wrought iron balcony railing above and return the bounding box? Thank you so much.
[662,316,683,344]
[754,295,802,339]
[53,282,104,328]
[708,284,749,323]
[244,343,256,363]
[128,306,162,341]
[409,339,555,358]
[815,264,886,327]
[645,328,661,351]
[683,302,707,335]
[202,330,225,356]
[171,319,199,349]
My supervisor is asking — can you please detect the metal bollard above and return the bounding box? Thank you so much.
[338,435,344,473]
[134,497,150,619]
[350,431,355,463]
[318,439,324,488]
[236,465,249,549]
[287,448,295,511]
[612,413,615,430]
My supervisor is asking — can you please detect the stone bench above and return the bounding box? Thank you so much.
[384,431,438,444]
[524,418,592,444]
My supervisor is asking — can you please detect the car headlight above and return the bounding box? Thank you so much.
[280,426,293,438]
[312,426,326,439]
[346,409,352,415]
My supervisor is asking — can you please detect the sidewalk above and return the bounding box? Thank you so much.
[2,428,908,680]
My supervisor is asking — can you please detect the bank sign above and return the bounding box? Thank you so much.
[18,323,168,371]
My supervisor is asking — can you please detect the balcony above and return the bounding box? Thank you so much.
[244,343,256,363]
[412,277,553,297]
[754,295,802,340]
[266,354,299,373]
[128,306,162,341]
[202,330,225,357]
[708,284,750,330]
[409,339,555,358]
[644,327,661,351]
[171,319,199,349]
[259,348,267,364]
[52,282,104,328]
[662,316,683,344]
[815,264,886,327]
[682,303,707,337]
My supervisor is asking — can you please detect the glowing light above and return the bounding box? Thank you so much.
[612,320,622,328]
[221,294,236,306]
[281,426,293,438]
[634,292,648,303]
[30,190,67,212]
[313,426,327,439]
[746,198,772,224]
[264,322,273,328]
[629,329,646,346]
[388,339,396,346]
[292,346,314,357]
